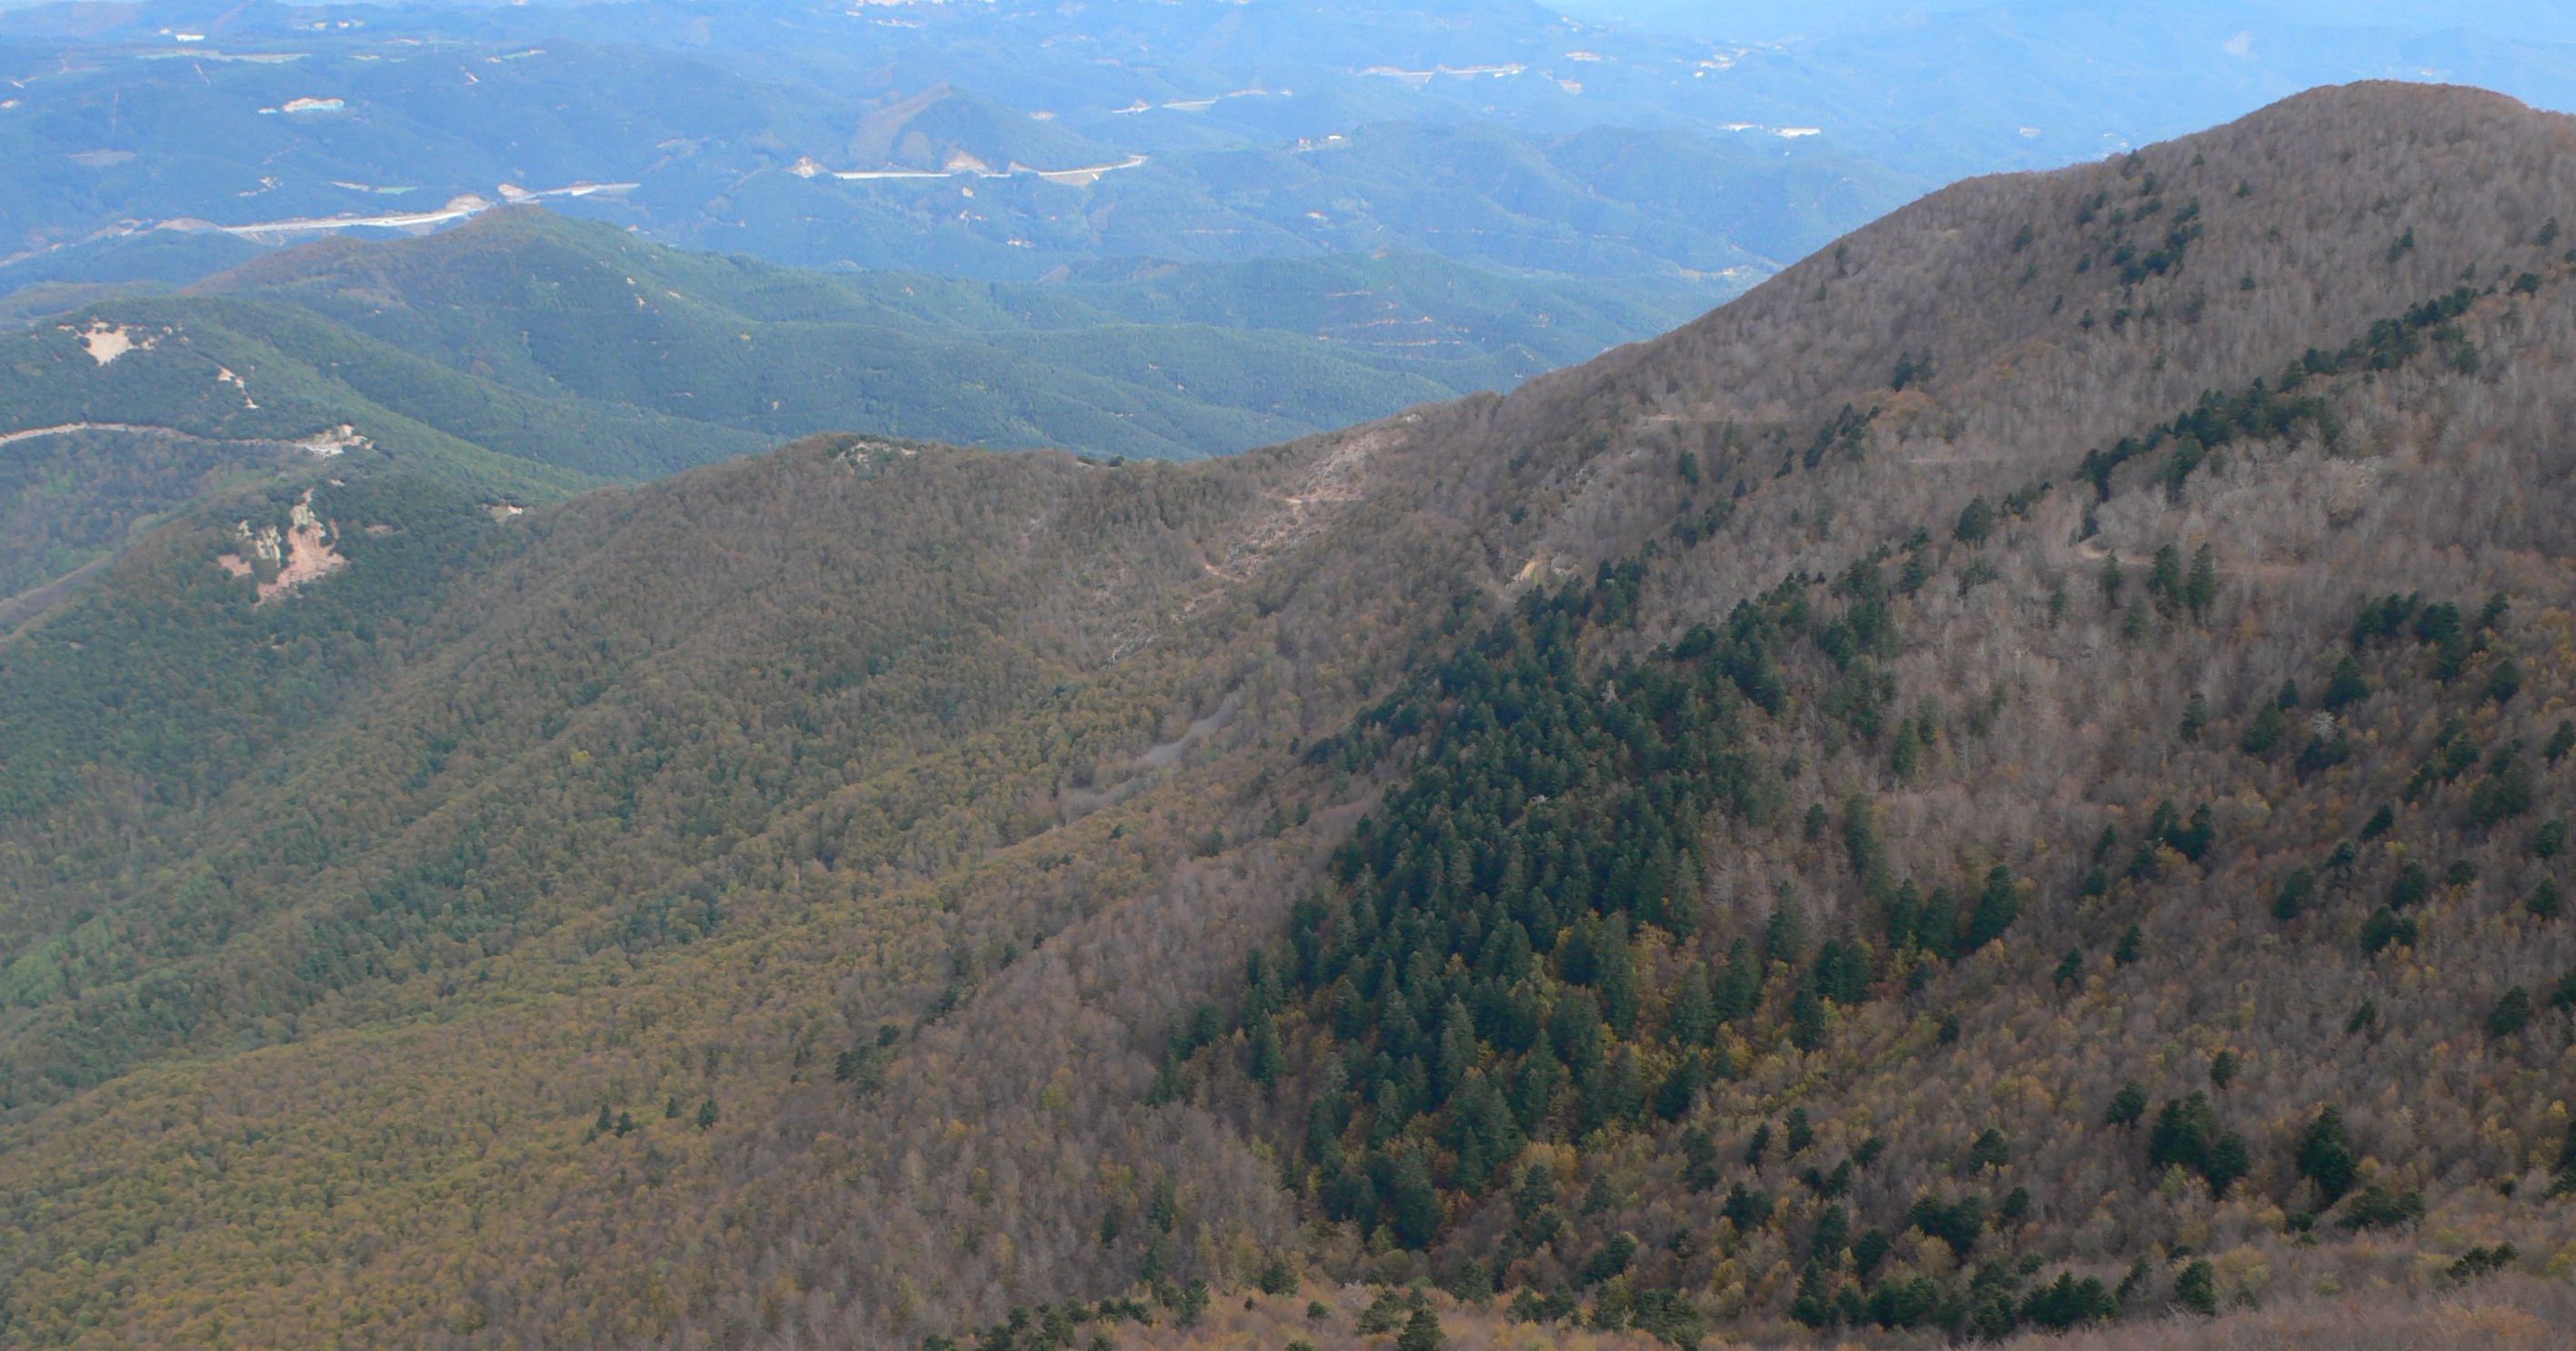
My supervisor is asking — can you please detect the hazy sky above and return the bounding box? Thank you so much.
[1546,0,2576,45]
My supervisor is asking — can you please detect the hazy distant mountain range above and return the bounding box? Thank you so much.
[6,0,2571,309]
[1550,0,2576,45]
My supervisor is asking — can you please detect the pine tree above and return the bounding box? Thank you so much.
[1652,1055,1704,1123]
[1722,1182,1773,1228]
[2323,654,2371,710]
[2022,1272,2117,1329]
[2551,1118,2576,1198]
[2183,544,2217,620]
[1447,1073,1524,1191]
[1719,937,1764,1019]
[1595,933,1640,1037]
[2295,1106,2359,1205]
[2122,596,2152,640]
[1954,496,1996,545]
[2489,659,2525,704]
[2148,1092,2219,1174]
[2273,867,2316,922]
[1964,865,2020,949]
[1667,962,1716,1045]
[1790,983,1835,1065]
[1247,1017,1284,1088]
[2174,1260,2219,1316]
[1764,902,1807,964]
[1679,1126,1721,1193]
[2488,986,2534,1037]
[1844,793,1886,891]
[1387,1150,1443,1249]
[1395,1305,1446,1351]
[1355,1289,1408,1335]
[2205,1132,2250,1195]
[1433,999,1477,1102]
[2148,544,2185,610]
[2179,692,2211,741]
[2240,702,2289,755]
[1787,1256,1838,1327]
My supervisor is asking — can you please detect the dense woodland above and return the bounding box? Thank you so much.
[0,210,1713,634]
[4,83,2576,1351]
[0,208,1706,481]
[0,427,298,599]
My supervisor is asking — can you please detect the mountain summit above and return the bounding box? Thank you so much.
[4,82,2576,1351]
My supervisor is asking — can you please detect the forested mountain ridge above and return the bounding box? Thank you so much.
[5,207,1704,473]
[0,208,1709,634]
[191,207,1711,457]
[5,81,2576,1351]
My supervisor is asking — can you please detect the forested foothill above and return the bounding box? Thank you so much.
[0,208,1711,637]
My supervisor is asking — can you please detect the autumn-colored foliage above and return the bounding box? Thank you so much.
[5,83,2576,1350]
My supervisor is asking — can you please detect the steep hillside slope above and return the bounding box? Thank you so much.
[5,83,2576,1351]
[685,80,2576,1348]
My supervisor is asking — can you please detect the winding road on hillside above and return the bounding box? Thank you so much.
[0,421,267,449]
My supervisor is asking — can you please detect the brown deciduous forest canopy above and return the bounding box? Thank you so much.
[5,82,2576,1350]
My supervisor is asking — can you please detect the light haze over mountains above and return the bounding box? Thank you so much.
[6,13,2576,1348]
